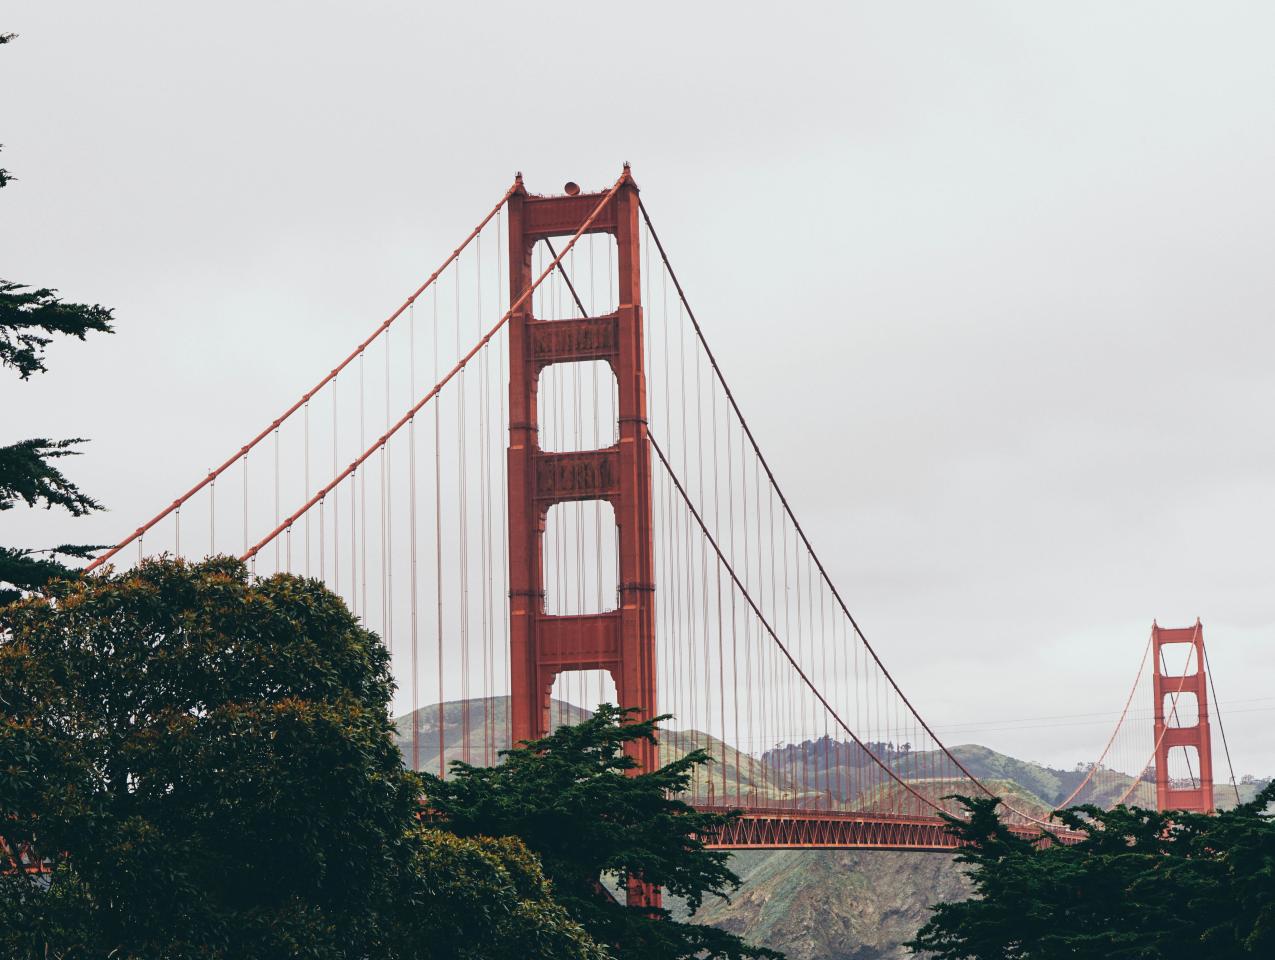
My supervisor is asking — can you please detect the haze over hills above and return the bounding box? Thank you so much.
[394,697,1268,960]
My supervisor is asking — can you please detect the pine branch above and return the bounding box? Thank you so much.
[0,281,115,379]
[0,544,102,604]
[1,34,15,188]
[0,438,104,515]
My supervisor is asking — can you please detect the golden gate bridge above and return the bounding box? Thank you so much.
[23,166,1236,895]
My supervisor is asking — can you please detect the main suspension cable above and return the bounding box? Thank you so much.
[639,199,1043,816]
[649,430,944,817]
[1202,643,1243,807]
[86,179,521,573]
[242,174,628,562]
[1053,630,1154,810]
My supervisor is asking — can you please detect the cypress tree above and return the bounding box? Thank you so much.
[1,31,115,603]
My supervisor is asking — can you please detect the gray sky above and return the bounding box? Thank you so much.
[3,2,1273,776]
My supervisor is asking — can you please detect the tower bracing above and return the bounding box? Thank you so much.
[1152,620,1214,813]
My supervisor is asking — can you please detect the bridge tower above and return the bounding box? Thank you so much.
[505,168,659,822]
[1152,620,1214,813]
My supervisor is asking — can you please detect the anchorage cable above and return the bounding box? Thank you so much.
[242,174,627,562]
[86,180,521,573]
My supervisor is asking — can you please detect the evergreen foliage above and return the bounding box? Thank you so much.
[0,556,605,960]
[1,31,114,602]
[908,786,1275,958]
[0,281,114,380]
[423,705,783,960]
[0,437,106,604]
[0,437,104,516]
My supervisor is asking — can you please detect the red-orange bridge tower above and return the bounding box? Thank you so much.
[505,171,657,774]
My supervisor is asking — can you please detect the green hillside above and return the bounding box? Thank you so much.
[395,696,794,798]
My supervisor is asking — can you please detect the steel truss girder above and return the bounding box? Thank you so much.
[699,806,1068,852]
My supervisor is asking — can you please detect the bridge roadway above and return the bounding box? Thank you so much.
[696,805,1076,852]
[2,807,1079,873]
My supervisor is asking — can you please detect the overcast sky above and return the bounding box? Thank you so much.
[3,2,1273,776]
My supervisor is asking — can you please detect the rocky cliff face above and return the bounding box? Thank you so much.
[691,849,968,960]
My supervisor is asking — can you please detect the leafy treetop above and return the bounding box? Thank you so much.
[0,556,606,960]
[424,704,783,960]
[908,785,1275,959]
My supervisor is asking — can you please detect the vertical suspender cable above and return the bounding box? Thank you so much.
[350,465,357,613]
[498,209,512,752]
[333,375,340,596]
[434,288,445,777]
[767,482,778,799]
[478,233,493,765]
[360,351,368,619]
[303,397,311,573]
[383,327,392,656]
[741,421,755,802]
[712,387,727,802]
[304,401,311,576]
[409,302,420,772]
[659,262,680,758]
[274,429,280,571]
[242,454,248,558]
[819,576,830,804]
[457,254,470,764]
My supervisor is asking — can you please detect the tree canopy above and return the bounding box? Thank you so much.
[423,705,783,960]
[0,557,604,960]
[908,786,1275,959]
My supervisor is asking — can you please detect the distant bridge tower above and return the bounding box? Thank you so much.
[1152,620,1214,813]
[504,172,658,765]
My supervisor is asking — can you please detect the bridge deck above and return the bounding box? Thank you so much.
[698,805,1065,852]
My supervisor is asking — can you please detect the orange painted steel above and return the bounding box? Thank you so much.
[1152,620,1215,812]
[85,180,522,574]
[241,175,626,562]
[60,173,1237,880]
[700,807,1081,852]
[0,837,48,875]
[505,168,659,908]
